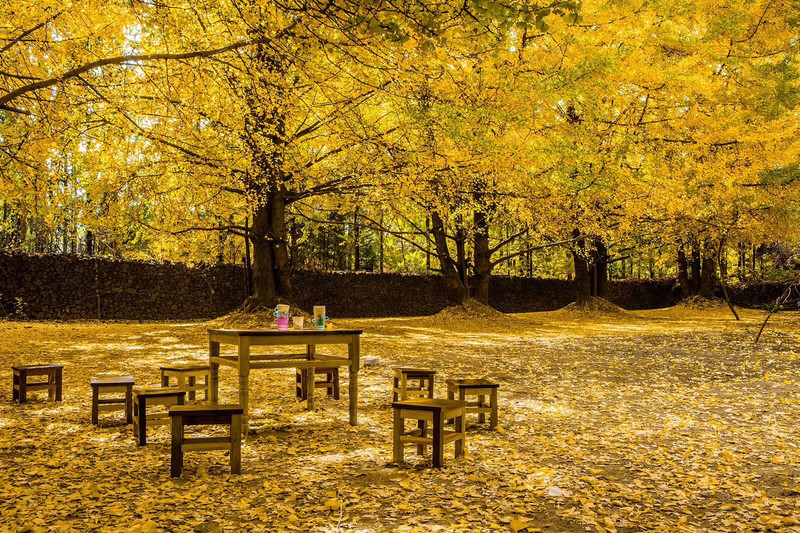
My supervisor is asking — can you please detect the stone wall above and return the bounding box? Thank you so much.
[0,252,788,319]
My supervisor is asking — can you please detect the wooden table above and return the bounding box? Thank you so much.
[207,329,362,432]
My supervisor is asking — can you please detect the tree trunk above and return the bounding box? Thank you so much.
[269,186,293,301]
[690,244,702,294]
[699,252,716,299]
[353,207,360,271]
[677,247,691,297]
[573,250,592,305]
[455,217,467,290]
[594,238,609,299]
[431,211,468,305]
[246,203,278,310]
[473,210,491,305]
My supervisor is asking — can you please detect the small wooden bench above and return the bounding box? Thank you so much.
[169,404,243,477]
[392,367,436,401]
[90,376,134,425]
[160,364,210,401]
[296,367,340,400]
[446,378,499,429]
[392,398,467,468]
[132,387,186,445]
[12,364,63,403]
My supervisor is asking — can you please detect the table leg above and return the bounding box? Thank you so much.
[432,412,443,468]
[209,339,220,403]
[349,335,360,426]
[55,366,63,401]
[490,388,498,430]
[306,344,315,411]
[238,337,251,434]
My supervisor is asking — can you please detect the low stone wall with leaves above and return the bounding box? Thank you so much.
[1,252,786,320]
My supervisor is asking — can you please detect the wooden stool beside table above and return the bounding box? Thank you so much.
[296,367,340,400]
[160,364,210,401]
[392,398,467,468]
[12,364,63,403]
[169,404,243,477]
[393,367,436,401]
[132,387,186,445]
[446,378,499,429]
[90,375,134,425]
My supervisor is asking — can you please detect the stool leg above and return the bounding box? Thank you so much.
[230,414,242,475]
[432,412,443,468]
[203,373,209,401]
[393,376,399,402]
[171,415,183,478]
[125,385,133,424]
[490,388,498,430]
[12,371,19,402]
[392,409,403,464]
[161,371,169,387]
[333,369,340,400]
[19,371,27,403]
[55,367,63,401]
[91,386,99,424]
[428,375,435,398]
[417,419,426,456]
[48,371,55,401]
[325,372,333,397]
[458,388,466,427]
[188,376,196,401]
[478,394,486,424]
[455,408,466,458]
[136,397,147,446]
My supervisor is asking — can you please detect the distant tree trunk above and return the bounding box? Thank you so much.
[594,238,609,299]
[473,210,491,305]
[353,207,360,271]
[573,251,592,305]
[699,251,716,299]
[573,231,592,304]
[677,247,691,297]
[85,230,94,256]
[455,216,467,290]
[431,211,468,306]
[690,244,702,294]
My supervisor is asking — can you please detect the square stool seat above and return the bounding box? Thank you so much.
[12,364,63,403]
[392,367,436,401]
[169,404,243,477]
[296,367,340,400]
[133,387,186,445]
[160,364,210,401]
[392,398,467,468]
[446,378,499,429]
[91,375,134,424]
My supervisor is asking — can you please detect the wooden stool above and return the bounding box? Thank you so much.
[296,367,340,400]
[169,404,243,477]
[90,376,134,425]
[12,364,62,403]
[160,365,210,401]
[446,379,500,429]
[392,399,467,468]
[393,367,436,401]
[133,387,186,445]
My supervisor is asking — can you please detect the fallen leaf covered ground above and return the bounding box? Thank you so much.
[1,306,800,532]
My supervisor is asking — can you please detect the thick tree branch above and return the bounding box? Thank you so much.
[0,24,298,108]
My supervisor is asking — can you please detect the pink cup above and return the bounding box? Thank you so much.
[276,315,289,331]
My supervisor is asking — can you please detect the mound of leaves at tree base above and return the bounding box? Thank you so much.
[676,295,737,311]
[557,297,634,317]
[432,298,508,320]
[208,302,313,330]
